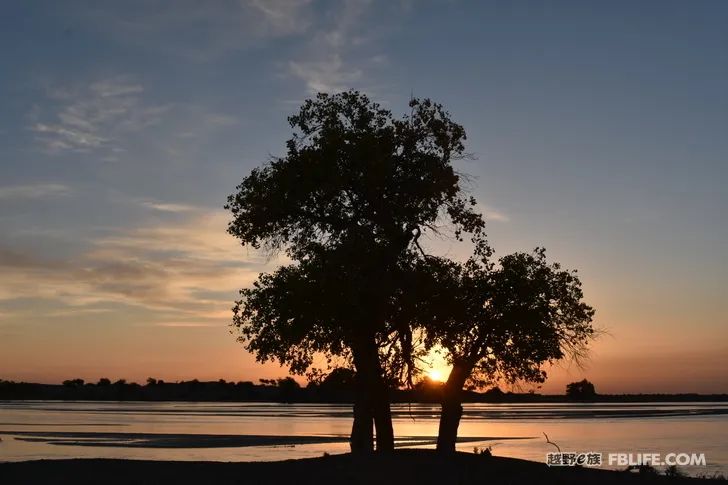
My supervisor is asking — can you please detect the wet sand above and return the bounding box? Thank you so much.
[0,450,712,485]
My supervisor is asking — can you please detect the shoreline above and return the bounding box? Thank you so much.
[3,381,728,404]
[0,451,718,484]
[1,430,532,449]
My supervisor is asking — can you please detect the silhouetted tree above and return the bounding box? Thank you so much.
[227,91,484,453]
[320,368,356,391]
[418,239,595,452]
[413,376,445,402]
[62,378,84,388]
[146,377,158,386]
[97,378,111,386]
[277,377,301,402]
[484,386,504,399]
[566,379,597,400]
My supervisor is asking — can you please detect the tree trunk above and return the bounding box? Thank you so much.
[436,364,470,453]
[350,333,395,453]
[436,399,463,453]
[350,343,375,454]
[372,375,394,452]
[350,393,374,453]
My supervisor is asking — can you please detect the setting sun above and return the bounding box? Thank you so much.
[424,349,450,383]
[427,369,445,382]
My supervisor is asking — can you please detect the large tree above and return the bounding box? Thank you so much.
[227,91,484,452]
[416,239,595,452]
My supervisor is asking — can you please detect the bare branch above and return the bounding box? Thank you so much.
[543,432,561,453]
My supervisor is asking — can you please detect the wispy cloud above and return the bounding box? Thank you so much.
[0,183,72,200]
[475,203,510,223]
[153,322,222,328]
[286,0,390,94]
[202,113,239,127]
[32,123,109,151]
[290,55,363,94]
[249,0,314,37]
[31,77,169,155]
[484,208,510,223]
[90,79,144,98]
[0,210,272,325]
[77,1,314,61]
[136,199,200,213]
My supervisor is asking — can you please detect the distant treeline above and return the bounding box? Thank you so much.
[1,375,726,403]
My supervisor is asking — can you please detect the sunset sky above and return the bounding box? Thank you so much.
[1,1,726,394]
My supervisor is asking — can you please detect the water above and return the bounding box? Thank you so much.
[1,401,726,476]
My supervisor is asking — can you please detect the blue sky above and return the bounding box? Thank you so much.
[1,1,726,393]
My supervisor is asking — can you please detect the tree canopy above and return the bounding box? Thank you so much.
[226,91,484,261]
[566,379,597,400]
[414,238,595,451]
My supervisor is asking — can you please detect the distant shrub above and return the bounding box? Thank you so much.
[664,465,685,478]
[473,445,492,457]
[625,464,658,475]
[565,379,596,400]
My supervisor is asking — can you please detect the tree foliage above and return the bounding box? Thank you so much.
[233,246,429,386]
[421,239,595,389]
[566,379,597,399]
[226,91,484,261]
[413,237,595,451]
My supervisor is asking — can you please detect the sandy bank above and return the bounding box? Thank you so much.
[0,450,715,485]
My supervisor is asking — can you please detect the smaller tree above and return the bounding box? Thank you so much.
[277,377,301,403]
[419,239,596,452]
[62,378,84,388]
[319,368,356,392]
[566,379,596,400]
